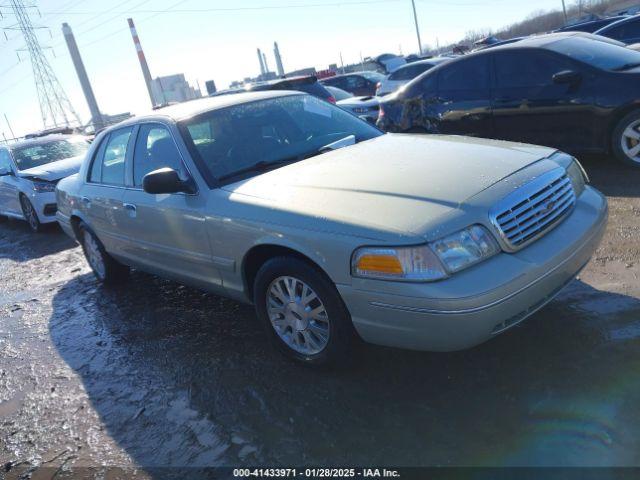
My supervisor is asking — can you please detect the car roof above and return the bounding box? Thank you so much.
[114,91,303,126]
[5,134,86,151]
[396,58,449,68]
[594,13,640,33]
[482,31,626,51]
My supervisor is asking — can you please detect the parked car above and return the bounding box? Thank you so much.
[555,15,628,33]
[373,53,406,73]
[325,86,380,122]
[321,72,385,96]
[56,91,607,366]
[594,14,640,44]
[0,134,89,232]
[376,58,450,96]
[213,75,336,103]
[378,32,640,167]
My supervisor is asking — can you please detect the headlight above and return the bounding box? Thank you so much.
[32,181,56,193]
[352,225,500,282]
[566,159,588,197]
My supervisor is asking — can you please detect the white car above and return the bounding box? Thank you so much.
[376,58,451,96]
[0,135,89,232]
[326,86,381,123]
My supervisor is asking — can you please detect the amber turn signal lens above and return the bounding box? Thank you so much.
[356,254,404,275]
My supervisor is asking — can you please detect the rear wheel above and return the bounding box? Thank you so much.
[253,257,354,367]
[19,195,42,233]
[612,110,640,167]
[79,223,130,284]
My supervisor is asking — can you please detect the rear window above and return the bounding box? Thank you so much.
[547,36,640,70]
[389,63,432,81]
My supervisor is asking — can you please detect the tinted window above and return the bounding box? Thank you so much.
[88,138,107,183]
[133,125,184,187]
[495,51,573,87]
[180,95,382,182]
[605,20,640,41]
[389,63,431,81]
[12,138,89,171]
[361,72,385,82]
[547,37,640,70]
[438,55,489,91]
[345,76,367,89]
[100,128,132,186]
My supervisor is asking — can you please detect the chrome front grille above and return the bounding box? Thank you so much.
[490,168,576,251]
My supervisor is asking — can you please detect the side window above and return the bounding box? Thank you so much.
[133,124,184,187]
[390,64,428,81]
[100,127,132,186]
[605,24,627,40]
[438,56,489,91]
[415,72,437,95]
[88,137,108,183]
[495,51,573,88]
[0,149,12,171]
[346,76,366,89]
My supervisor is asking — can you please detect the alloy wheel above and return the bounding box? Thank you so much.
[84,233,106,279]
[266,276,331,355]
[621,119,640,165]
[20,197,39,232]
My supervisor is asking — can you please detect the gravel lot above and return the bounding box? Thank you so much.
[1,155,639,477]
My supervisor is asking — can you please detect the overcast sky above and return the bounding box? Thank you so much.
[0,0,564,137]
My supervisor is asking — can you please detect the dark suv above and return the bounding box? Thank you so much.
[320,72,386,96]
[212,76,336,103]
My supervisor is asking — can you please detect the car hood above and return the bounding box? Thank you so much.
[222,134,556,240]
[17,155,84,182]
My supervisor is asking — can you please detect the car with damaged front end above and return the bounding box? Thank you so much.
[55,91,608,366]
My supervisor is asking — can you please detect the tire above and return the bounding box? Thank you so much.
[253,256,354,367]
[79,222,130,285]
[19,195,42,233]
[612,110,640,168]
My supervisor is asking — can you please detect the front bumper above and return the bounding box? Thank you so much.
[27,191,58,224]
[337,186,608,351]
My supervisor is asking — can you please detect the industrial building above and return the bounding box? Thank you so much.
[150,74,202,105]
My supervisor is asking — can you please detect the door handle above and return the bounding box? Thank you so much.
[123,203,137,218]
[81,196,91,207]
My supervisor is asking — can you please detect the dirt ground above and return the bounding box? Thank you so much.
[0,155,639,478]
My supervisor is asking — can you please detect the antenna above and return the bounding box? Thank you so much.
[5,0,81,129]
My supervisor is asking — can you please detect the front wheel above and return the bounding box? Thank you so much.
[253,257,354,367]
[20,195,42,233]
[612,110,640,168]
[79,223,130,284]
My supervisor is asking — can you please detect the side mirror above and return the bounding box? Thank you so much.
[142,168,195,194]
[553,70,582,85]
[0,167,12,177]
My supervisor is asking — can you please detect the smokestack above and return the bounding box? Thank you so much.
[128,18,156,107]
[262,52,270,73]
[257,48,266,75]
[62,23,103,130]
[273,42,285,77]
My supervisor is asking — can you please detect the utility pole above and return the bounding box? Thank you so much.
[4,114,16,140]
[62,23,103,130]
[128,18,156,107]
[339,52,345,74]
[411,0,423,56]
[561,0,568,23]
[6,0,81,129]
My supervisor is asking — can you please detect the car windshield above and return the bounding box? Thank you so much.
[180,94,382,183]
[547,36,640,70]
[12,138,89,171]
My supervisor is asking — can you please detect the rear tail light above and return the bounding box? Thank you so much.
[328,96,336,104]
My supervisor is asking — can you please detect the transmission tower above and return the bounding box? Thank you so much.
[5,0,81,129]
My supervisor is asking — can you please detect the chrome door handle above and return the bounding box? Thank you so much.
[123,203,137,218]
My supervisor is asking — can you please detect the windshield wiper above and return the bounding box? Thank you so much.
[217,135,358,182]
[613,62,640,71]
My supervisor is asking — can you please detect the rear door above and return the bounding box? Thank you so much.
[434,55,494,138]
[491,49,596,151]
[81,126,133,256]
[119,122,220,287]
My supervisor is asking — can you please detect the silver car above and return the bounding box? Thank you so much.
[55,91,608,366]
[0,135,89,232]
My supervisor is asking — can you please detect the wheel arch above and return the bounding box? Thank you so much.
[241,243,333,301]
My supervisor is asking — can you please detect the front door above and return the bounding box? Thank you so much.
[119,123,221,288]
[0,149,20,216]
[491,49,596,152]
